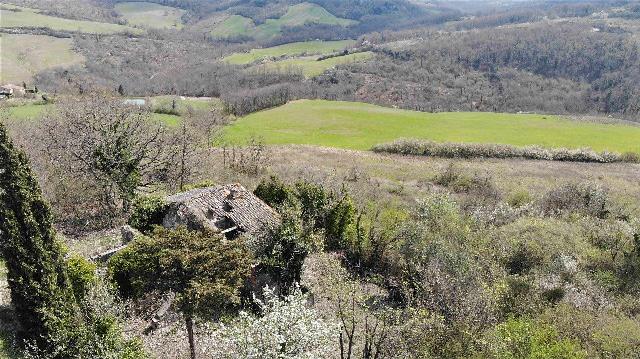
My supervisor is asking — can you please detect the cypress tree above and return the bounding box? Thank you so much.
[0,124,147,358]
[0,123,81,354]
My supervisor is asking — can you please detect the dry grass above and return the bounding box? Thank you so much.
[193,145,640,215]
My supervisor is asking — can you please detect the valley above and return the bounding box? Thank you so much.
[1,0,640,358]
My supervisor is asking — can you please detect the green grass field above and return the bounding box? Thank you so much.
[223,100,640,153]
[211,2,356,40]
[224,40,356,65]
[0,5,140,34]
[148,95,222,113]
[211,15,254,38]
[0,33,84,83]
[5,103,50,120]
[115,1,185,29]
[5,102,181,126]
[256,52,373,77]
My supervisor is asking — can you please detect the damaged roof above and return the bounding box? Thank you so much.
[162,183,280,237]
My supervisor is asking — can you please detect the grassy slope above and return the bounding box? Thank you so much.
[0,6,139,34]
[212,2,357,40]
[224,40,356,64]
[211,14,254,37]
[257,51,372,77]
[223,99,640,153]
[252,3,357,41]
[115,1,185,29]
[0,33,84,83]
[5,103,181,126]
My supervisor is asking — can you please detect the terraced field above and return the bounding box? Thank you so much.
[256,51,372,77]
[115,1,185,29]
[0,33,84,83]
[223,99,640,153]
[0,5,139,34]
[211,2,357,40]
[224,40,356,65]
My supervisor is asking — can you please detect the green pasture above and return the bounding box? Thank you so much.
[222,99,640,153]
[4,102,181,127]
[211,15,254,38]
[0,33,84,83]
[223,40,356,65]
[148,95,221,113]
[115,1,185,29]
[0,5,140,34]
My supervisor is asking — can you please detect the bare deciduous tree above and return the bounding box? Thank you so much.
[42,93,171,214]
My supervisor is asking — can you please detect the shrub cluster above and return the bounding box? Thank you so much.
[127,195,168,234]
[539,182,609,218]
[372,139,638,163]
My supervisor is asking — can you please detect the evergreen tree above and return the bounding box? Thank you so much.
[109,226,252,359]
[0,122,82,355]
[0,123,147,358]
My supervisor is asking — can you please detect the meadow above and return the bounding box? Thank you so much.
[223,40,356,65]
[115,1,185,29]
[256,51,373,77]
[210,15,254,38]
[148,95,222,113]
[0,5,139,34]
[0,34,84,83]
[211,2,356,40]
[222,99,640,153]
[5,102,181,126]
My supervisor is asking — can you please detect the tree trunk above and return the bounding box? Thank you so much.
[186,316,197,359]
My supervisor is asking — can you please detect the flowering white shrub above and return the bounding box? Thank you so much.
[201,286,339,359]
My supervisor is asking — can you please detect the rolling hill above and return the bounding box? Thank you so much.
[211,2,357,40]
[0,4,139,33]
[0,33,84,83]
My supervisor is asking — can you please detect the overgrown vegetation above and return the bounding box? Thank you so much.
[0,123,145,358]
[2,1,640,358]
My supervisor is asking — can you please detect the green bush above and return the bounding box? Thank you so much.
[254,175,294,208]
[108,236,160,299]
[66,255,97,301]
[182,179,216,191]
[541,305,640,358]
[254,199,324,292]
[507,189,533,208]
[127,195,168,233]
[486,318,586,358]
[294,181,329,229]
[325,194,357,250]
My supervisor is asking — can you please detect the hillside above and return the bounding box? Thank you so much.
[115,1,185,29]
[2,1,640,358]
[223,39,356,64]
[210,2,358,41]
[0,3,139,33]
[0,33,84,83]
